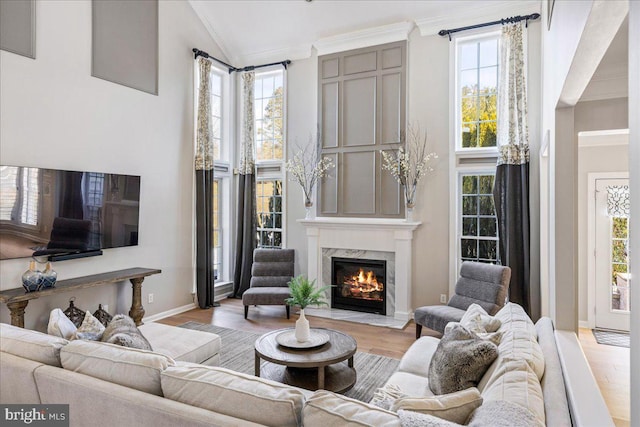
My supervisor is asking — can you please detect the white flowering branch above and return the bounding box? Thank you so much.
[285,135,335,206]
[381,124,437,207]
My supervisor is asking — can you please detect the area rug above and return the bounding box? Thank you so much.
[592,328,630,348]
[179,321,400,402]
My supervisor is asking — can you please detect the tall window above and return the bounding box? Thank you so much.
[211,72,222,161]
[213,179,222,281]
[254,68,285,248]
[611,217,629,311]
[460,173,499,264]
[457,35,499,150]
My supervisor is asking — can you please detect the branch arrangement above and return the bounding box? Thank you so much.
[285,135,335,206]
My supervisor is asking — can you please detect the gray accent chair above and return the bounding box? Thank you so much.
[414,261,511,338]
[242,248,295,319]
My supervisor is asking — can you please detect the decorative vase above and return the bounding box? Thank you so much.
[406,202,415,222]
[295,309,311,343]
[304,198,314,220]
[40,262,57,288]
[22,260,43,292]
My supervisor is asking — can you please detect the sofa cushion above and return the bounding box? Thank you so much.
[397,336,440,377]
[72,310,106,341]
[497,328,545,380]
[468,400,541,426]
[304,390,401,427]
[60,339,174,396]
[0,351,44,404]
[495,303,537,338]
[397,410,461,427]
[161,364,306,427]
[0,323,68,367]
[428,324,498,395]
[460,303,501,333]
[385,371,434,398]
[391,387,482,424]
[480,358,545,426]
[101,314,152,351]
[139,322,221,365]
[47,309,77,340]
[371,383,407,410]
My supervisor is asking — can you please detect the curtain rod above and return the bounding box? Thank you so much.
[439,13,540,41]
[192,48,291,74]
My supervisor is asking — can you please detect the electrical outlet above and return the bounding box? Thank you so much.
[102,304,109,313]
[148,293,154,304]
[440,294,447,303]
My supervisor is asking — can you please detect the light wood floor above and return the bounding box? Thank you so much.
[161,298,630,425]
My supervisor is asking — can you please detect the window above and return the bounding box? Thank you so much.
[457,35,499,150]
[460,173,499,264]
[256,180,283,249]
[0,166,40,226]
[213,179,222,281]
[254,68,286,248]
[211,73,223,161]
[610,217,629,311]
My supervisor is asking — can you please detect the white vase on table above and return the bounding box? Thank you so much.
[295,309,310,343]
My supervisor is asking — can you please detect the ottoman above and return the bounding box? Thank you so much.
[139,323,221,366]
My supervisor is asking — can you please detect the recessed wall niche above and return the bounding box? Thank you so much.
[92,0,159,95]
[0,0,36,59]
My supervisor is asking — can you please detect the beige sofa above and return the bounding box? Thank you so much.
[0,303,613,426]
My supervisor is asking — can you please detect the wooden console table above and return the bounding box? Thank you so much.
[0,267,161,328]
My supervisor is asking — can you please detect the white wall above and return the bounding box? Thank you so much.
[284,23,542,312]
[0,0,224,330]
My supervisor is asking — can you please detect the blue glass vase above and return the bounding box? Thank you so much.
[41,262,57,288]
[22,261,43,292]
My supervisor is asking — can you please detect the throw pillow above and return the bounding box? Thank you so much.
[391,387,482,424]
[428,324,498,395]
[101,314,152,351]
[460,303,501,333]
[370,383,408,410]
[71,310,105,340]
[397,410,462,427]
[467,400,540,427]
[47,308,77,340]
[444,322,503,346]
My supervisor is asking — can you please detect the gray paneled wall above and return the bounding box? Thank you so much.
[0,0,36,58]
[318,41,406,217]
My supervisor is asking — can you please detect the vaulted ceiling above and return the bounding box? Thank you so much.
[189,0,540,66]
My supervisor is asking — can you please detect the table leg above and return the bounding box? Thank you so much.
[255,353,261,377]
[348,356,354,368]
[129,277,146,326]
[318,366,325,389]
[7,301,29,328]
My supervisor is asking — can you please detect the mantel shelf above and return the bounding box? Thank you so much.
[298,217,421,232]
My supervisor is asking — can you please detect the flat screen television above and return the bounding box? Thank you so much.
[0,165,140,261]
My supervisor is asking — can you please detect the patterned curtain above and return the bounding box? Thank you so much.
[233,71,257,297]
[492,22,531,314]
[195,58,215,308]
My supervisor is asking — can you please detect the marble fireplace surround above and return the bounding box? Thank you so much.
[299,218,421,322]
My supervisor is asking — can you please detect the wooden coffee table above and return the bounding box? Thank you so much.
[254,327,357,393]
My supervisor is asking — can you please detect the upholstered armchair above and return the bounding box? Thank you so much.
[242,248,295,319]
[414,261,511,338]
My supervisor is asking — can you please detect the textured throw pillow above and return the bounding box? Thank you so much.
[460,303,501,333]
[391,387,482,424]
[397,410,461,427]
[101,314,152,351]
[444,322,503,346]
[428,324,498,395]
[47,308,77,340]
[71,311,105,341]
[371,383,408,410]
[467,400,541,427]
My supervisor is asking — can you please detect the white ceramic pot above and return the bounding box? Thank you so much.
[295,309,310,343]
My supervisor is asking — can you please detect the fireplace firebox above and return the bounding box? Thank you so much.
[331,257,386,315]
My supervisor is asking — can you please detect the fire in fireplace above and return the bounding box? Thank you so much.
[331,257,386,315]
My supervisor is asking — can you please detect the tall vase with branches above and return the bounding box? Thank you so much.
[285,134,335,219]
[381,124,437,220]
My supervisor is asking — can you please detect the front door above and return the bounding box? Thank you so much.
[594,178,630,331]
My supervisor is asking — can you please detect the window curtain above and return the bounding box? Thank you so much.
[233,71,257,297]
[195,57,215,308]
[492,22,531,314]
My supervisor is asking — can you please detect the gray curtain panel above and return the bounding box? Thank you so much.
[233,72,257,297]
[195,58,215,308]
[493,22,531,315]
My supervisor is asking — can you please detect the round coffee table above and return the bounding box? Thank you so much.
[254,327,357,393]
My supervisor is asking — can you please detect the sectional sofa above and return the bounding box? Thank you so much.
[0,303,613,426]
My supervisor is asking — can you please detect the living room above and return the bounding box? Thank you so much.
[0,1,637,426]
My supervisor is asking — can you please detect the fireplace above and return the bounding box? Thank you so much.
[331,257,386,315]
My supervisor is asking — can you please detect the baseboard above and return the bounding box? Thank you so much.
[579,320,591,329]
[144,303,197,323]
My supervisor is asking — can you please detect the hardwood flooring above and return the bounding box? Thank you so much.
[161,299,630,425]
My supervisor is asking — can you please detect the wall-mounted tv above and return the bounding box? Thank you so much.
[0,165,140,261]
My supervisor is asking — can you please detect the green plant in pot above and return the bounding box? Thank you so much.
[286,275,331,343]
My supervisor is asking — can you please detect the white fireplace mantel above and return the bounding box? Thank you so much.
[299,217,421,321]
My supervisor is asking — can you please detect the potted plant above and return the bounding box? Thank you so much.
[285,275,331,342]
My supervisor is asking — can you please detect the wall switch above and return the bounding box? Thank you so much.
[440,294,447,303]
[148,293,154,304]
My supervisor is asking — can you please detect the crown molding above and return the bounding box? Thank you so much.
[415,1,540,37]
[236,44,312,68]
[313,21,414,57]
